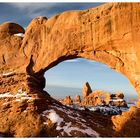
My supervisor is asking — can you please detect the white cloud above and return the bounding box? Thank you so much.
[9,3,56,18]
[10,3,55,10]
[64,59,80,63]
[9,3,103,19]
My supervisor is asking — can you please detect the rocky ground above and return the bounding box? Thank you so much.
[0,88,140,137]
[0,89,114,137]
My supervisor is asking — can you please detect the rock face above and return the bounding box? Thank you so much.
[73,95,81,103]
[0,3,140,137]
[112,106,140,137]
[82,82,92,98]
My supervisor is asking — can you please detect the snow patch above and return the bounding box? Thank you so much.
[43,122,48,125]
[110,99,124,102]
[50,105,99,136]
[0,89,34,101]
[14,33,24,37]
[0,92,14,98]
[1,71,14,76]
[56,120,99,137]
[47,110,63,125]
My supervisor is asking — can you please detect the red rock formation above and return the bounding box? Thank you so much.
[62,96,73,105]
[73,95,81,104]
[0,3,140,137]
[81,90,109,106]
[82,82,92,98]
[81,90,127,107]
[110,92,127,107]
[112,106,140,137]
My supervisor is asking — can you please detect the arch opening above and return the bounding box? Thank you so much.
[44,58,138,106]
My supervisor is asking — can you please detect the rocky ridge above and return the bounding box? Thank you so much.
[62,82,127,108]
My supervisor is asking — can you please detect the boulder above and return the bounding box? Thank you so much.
[82,82,92,98]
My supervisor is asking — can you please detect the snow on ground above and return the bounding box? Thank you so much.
[0,89,34,103]
[0,92,14,98]
[67,104,129,115]
[42,102,100,137]
[86,106,122,115]
[42,107,99,137]
[110,99,124,102]
[1,71,14,76]
[14,33,24,37]
[47,109,64,125]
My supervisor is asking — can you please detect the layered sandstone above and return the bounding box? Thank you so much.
[0,3,140,137]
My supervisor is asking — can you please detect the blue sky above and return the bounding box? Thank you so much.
[45,58,137,99]
[0,3,103,27]
[0,3,138,99]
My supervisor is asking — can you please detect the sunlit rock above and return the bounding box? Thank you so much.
[82,82,92,98]
[0,2,140,137]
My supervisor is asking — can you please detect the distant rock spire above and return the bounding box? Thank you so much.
[82,82,92,98]
[62,96,73,105]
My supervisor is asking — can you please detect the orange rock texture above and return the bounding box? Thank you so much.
[73,95,81,103]
[0,3,140,137]
[1,3,140,96]
[112,106,140,137]
[61,96,73,105]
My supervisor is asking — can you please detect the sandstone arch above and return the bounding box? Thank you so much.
[0,3,140,137]
[1,3,140,99]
